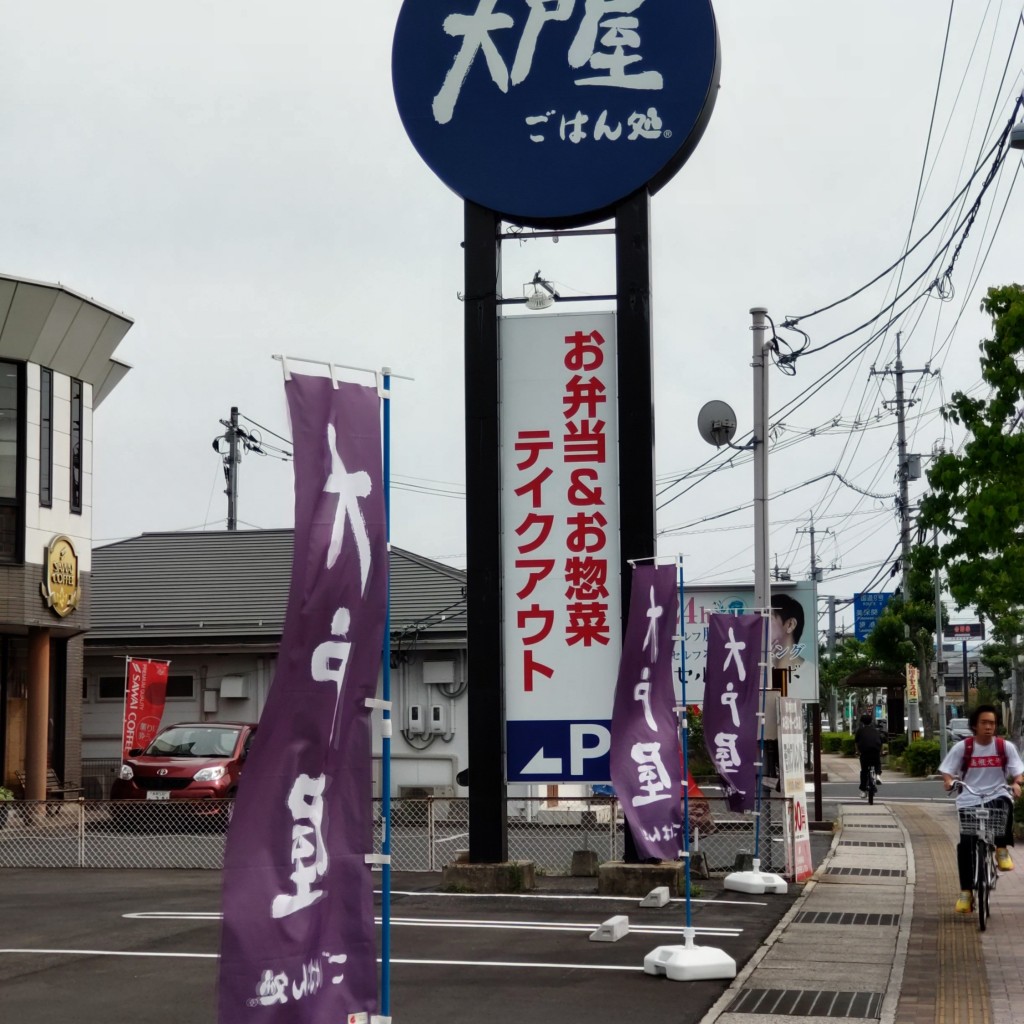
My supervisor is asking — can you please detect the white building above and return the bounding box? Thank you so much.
[0,273,133,799]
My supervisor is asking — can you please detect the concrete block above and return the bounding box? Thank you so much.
[597,861,685,897]
[441,860,536,893]
[571,849,599,877]
[640,886,671,908]
[589,915,629,942]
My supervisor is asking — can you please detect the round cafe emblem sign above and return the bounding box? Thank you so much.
[392,0,720,226]
[40,535,81,618]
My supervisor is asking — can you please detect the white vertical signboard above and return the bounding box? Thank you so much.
[500,312,621,783]
[779,696,814,882]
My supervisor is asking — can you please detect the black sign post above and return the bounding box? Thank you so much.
[395,2,721,866]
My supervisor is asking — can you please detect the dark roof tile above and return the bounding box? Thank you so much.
[88,530,466,642]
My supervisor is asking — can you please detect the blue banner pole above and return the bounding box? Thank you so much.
[380,370,393,1017]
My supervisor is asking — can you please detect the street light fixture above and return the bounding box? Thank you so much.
[1010,122,1024,150]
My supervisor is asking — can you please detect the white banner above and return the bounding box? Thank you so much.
[779,696,814,882]
[500,312,622,783]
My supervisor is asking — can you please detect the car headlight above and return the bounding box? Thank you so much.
[119,765,134,781]
[194,765,227,782]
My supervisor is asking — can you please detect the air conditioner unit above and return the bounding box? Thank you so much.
[429,704,448,735]
[423,660,456,686]
[407,704,426,735]
[220,675,248,699]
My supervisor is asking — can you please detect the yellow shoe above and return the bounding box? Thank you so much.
[955,891,974,914]
[997,848,1014,871]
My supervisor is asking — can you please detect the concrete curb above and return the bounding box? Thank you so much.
[879,810,915,1024]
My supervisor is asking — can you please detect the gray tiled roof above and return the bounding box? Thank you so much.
[88,530,466,642]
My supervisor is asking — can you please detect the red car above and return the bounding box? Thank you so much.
[111,721,257,813]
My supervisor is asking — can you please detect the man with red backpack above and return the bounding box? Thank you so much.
[939,705,1024,914]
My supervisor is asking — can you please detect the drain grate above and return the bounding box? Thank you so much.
[842,821,899,827]
[794,910,900,927]
[727,988,883,1018]
[839,841,904,848]
[826,867,905,877]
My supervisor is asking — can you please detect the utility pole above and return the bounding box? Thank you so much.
[797,514,832,583]
[828,595,840,730]
[213,406,242,531]
[870,333,933,736]
[933,527,947,759]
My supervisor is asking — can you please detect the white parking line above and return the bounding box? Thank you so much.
[122,911,742,938]
[388,957,644,972]
[0,949,643,972]
[385,889,768,907]
[0,948,217,959]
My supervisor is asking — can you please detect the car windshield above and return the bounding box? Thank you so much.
[145,726,239,758]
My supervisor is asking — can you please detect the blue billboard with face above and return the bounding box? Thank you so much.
[392,0,720,226]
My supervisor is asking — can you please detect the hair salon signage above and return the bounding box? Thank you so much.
[392,0,720,225]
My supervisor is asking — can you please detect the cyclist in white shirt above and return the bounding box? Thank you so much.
[939,705,1024,914]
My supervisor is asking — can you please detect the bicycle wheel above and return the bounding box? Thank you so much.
[867,770,875,805]
[976,840,990,931]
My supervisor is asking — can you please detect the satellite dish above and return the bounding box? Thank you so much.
[697,400,738,447]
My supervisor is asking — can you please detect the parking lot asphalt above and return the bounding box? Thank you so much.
[0,852,833,1024]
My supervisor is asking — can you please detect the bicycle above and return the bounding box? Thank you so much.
[865,765,878,806]
[951,780,1010,932]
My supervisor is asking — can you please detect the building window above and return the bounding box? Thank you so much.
[39,368,53,508]
[0,360,24,563]
[98,675,195,701]
[70,378,83,514]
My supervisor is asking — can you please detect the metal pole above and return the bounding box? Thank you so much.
[380,370,393,1017]
[615,189,656,863]
[934,528,947,760]
[750,308,775,837]
[463,200,508,863]
[226,406,239,531]
[894,335,921,738]
[962,639,969,710]
[828,596,840,730]
[751,308,770,614]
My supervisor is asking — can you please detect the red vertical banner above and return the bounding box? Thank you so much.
[121,658,171,759]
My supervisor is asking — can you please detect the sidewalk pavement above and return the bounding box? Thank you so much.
[700,753,1024,1024]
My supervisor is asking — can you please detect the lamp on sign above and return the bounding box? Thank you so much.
[524,272,559,310]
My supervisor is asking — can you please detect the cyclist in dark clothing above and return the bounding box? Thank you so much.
[854,714,883,797]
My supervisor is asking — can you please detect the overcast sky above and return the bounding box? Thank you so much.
[2,2,1023,638]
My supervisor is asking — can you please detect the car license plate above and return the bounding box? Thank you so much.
[145,791,171,801]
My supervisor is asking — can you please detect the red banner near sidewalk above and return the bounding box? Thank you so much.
[121,658,171,759]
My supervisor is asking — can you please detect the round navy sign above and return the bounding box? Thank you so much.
[392,0,720,227]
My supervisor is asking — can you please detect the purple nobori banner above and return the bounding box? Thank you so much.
[609,565,682,860]
[218,374,387,1024]
[703,614,763,813]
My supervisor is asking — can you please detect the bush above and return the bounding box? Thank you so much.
[822,732,851,754]
[904,739,942,777]
[888,734,908,758]
[841,735,857,757]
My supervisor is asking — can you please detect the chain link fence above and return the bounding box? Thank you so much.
[0,794,794,875]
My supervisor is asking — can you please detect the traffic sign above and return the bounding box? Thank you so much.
[854,591,892,641]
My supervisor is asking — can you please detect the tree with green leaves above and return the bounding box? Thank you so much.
[917,283,1024,740]
[818,635,874,728]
